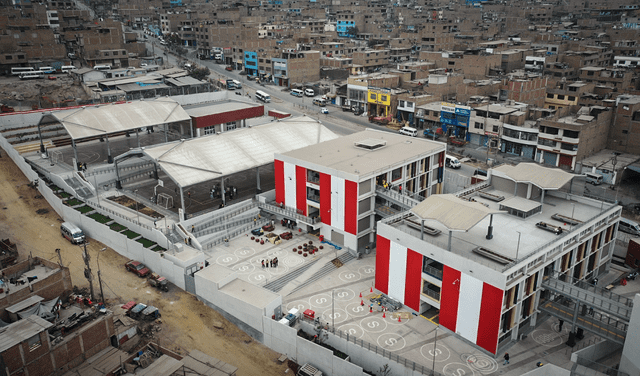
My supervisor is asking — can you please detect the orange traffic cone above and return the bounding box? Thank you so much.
[359,292,362,298]
[382,312,386,318]
[370,287,373,292]
[369,306,373,313]
[398,316,402,323]
[360,300,364,306]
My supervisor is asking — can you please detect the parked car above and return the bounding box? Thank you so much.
[225,66,233,71]
[320,107,329,114]
[125,260,151,277]
[148,273,169,291]
[423,129,440,139]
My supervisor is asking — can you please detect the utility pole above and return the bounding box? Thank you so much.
[55,248,62,266]
[97,248,107,305]
[82,242,95,302]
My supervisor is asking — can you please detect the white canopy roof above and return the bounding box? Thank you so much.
[143,116,338,187]
[411,194,503,232]
[492,163,575,190]
[52,97,190,140]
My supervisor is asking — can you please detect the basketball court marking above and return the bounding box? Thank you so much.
[531,329,564,346]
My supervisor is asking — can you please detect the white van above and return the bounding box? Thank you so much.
[399,126,418,137]
[585,172,603,185]
[94,64,112,71]
[304,88,315,97]
[40,66,55,74]
[232,79,242,89]
[61,65,77,73]
[619,218,640,236]
[61,222,85,244]
[291,89,304,97]
[19,71,45,80]
[255,90,271,103]
[312,97,326,106]
[445,154,461,169]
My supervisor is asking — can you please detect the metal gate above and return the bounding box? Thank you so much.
[184,263,198,294]
[522,145,535,160]
[559,154,573,170]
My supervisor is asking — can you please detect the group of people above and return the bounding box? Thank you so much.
[261,257,279,268]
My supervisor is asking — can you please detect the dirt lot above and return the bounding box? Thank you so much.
[0,74,89,108]
[0,150,289,376]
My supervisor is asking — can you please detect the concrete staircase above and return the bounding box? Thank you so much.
[64,176,92,199]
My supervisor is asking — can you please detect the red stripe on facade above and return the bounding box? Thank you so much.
[439,265,462,333]
[438,151,445,167]
[476,282,503,354]
[375,235,390,294]
[319,172,332,226]
[296,166,307,216]
[403,249,423,311]
[274,160,285,204]
[344,180,358,235]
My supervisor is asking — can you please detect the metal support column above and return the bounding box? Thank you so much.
[179,186,187,221]
[486,214,494,239]
[540,189,545,204]
[256,166,261,193]
[136,128,141,148]
[115,159,122,189]
[72,139,79,171]
[220,178,226,206]
[421,220,425,240]
[447,230,452,252]
[37,120,45,154]
[165,123,168,143]
[189,119,194,139]
[566,301,581,347]
[105,135,113,163]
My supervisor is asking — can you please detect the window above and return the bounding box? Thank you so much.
[203,125,217,135]
[557,95,565,100]
[5,55,12,60]
[27,334,41,351]
[391,167,402,181]
[546,93,554,99]
[370,93,376,100]
[399,100,405,107]
[492,126,499,132]
[568,96,576,101]
[587,71,594,76]
[226,121,236,131]
[474,122,483,129]
[622,130,629,134]
[381,95,387,101]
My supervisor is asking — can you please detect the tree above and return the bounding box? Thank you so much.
[189,67,210,81]
[345,26,359,37]
[378,364,392,376]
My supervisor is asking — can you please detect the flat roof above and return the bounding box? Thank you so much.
[137,355,183,376]
[500,196,542,212]
[6,295,44,313]
[0,315,53,353]
[492,163,575,190]
[219,278,280,309]
[185,101,261,118]
[143,116,338,187]
[280,129,444,177]
[50,97,191,141]
[410,194,503,232]
[197,264,236,285]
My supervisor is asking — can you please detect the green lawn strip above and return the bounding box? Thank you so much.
[88,212,112,224]
[65,198,83,206]
[75,205,93,214]
[122,230,140,239]
[136,237,156,248]
[151,245,166,252]
[57,191,71,198]
[109,223,127,232]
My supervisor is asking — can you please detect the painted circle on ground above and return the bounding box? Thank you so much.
[216,254,238,265]
[248,271,269,284]
[234,247,255,258]
[442,362,476,376]
[308,293,332,308]
[266,264,289,276]
[462,353,498,374]
[420,343,451,363]
[384,312,409,326]
[333,287,356,301]
[321,308,348,324]
[531,329,563,346]
[284,256,304,267]
[79,152,101,163]
[267,249,283,257]
[359,317,388,333]
[358,265,375,275]
[338,324,364,339]
[377,333,406,351]
[551,322,570,333]
[286,300,310,313]
[339,270,361,283]
[231,262,255,274]
[345,302,370,317]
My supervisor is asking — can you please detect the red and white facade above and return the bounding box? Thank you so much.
[374,234,503,354]
[274,130,446,251]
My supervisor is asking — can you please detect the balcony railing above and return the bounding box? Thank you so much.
[423,264,443,280]
[422,287,441,301]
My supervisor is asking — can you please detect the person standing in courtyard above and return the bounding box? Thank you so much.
[503,353,510,365]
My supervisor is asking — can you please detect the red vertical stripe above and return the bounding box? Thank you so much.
[476,283,503,354]
[319,173,331,226]
[295,166,307,216]
[375,235,390,294]
[274,159,284,204]
[404,249,423,311]
[344,180,358,235]
[440,265,461,333]
[438,151,445,167]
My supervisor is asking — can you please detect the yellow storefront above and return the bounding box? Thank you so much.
[367,88,391,117]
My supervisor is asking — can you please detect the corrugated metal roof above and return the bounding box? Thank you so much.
[137,355,182,376]
[0,315,53,353]
[143,116,338,187]
[6,295,44,313]
[52,97,191,140]
[492,163,575,190]
[410,194,503,232]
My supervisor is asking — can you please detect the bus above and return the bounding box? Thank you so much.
[290,89,303,97]
[232,79,242,89]
[61,65,77,73]
[19,71,45,80]
[94,64,112,71]
[226,79,235,90]
[255,90,271,103]
[11,67,35,76]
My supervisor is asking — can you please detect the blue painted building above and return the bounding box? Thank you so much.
[337,20,356,37]
[244,51,258,77]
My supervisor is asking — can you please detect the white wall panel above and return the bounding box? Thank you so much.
[456,272,483,343]
[331,176,345,230]
[387,241,408,303]
[284,162,297,208]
